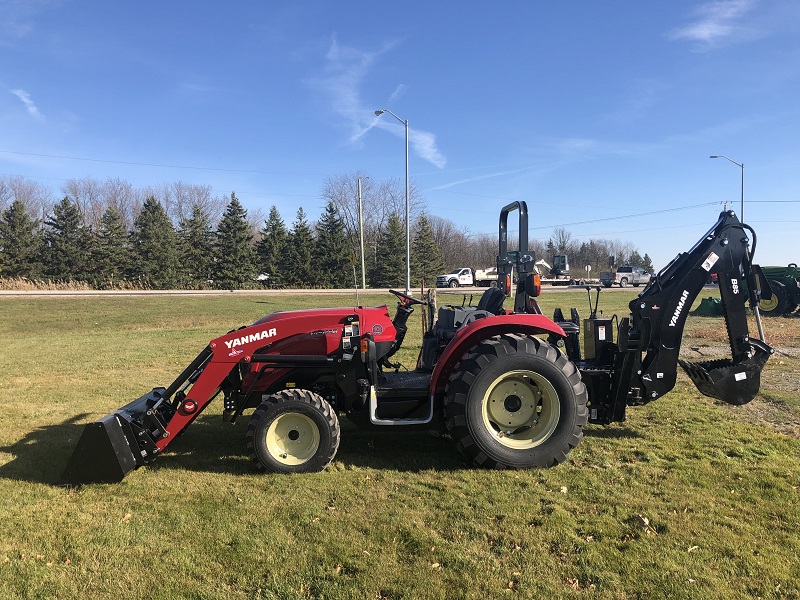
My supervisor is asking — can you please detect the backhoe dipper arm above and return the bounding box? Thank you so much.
[624,210,771,405]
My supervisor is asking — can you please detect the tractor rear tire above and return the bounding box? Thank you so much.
[444,334,588,469]
[247,389,340,474]
[759,280,788,316]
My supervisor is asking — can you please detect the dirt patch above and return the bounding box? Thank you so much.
[682,315,800,437]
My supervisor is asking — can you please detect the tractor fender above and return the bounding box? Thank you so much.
[429,314,566,396]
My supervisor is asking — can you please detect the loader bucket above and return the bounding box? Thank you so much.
[60,388,168,485]
[60,413,139,485]
[678,343,772,406]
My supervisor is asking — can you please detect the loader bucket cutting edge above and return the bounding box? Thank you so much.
[678,344,772,406]
[60,388,169,486]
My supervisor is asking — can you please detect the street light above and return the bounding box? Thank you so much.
[710,155,744,222]
[375,109,411,295]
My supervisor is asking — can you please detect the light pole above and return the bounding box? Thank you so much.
[710,155,744,222]
[375,109,411,295]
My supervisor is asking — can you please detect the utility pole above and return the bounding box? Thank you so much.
[357,177,366,289]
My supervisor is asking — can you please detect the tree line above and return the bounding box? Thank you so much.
[0,173,653,290]
[0,178,446,289]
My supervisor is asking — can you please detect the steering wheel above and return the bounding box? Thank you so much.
[389,289,427,306]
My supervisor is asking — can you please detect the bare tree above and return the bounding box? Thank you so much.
[428,215,473,270]
[322,173,426,236]
[1,175,53,222]
[321,172,427,274]
[549,226,576,256]
[100,177,140,228]
[62,177,105,228]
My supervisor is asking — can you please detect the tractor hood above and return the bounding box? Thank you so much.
[251,305,397,347]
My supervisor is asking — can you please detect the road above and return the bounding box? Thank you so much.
[0,284,651,298]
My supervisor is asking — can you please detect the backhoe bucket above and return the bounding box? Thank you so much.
[60,389,167,485]
[679,342,772,406]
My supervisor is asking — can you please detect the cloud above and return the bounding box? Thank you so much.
[667,0,756,48]
[388,84,406,104]
[11,88,45,121]
[308,36,446,168]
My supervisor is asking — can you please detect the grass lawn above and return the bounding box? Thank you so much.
[0,291,798,599]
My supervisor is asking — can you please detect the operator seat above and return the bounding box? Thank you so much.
[476,286,505,315]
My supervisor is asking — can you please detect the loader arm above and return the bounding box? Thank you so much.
[61,310,365,485]
[620,210,772,406]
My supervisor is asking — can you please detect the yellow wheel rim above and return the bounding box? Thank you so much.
[265,412,320,466]
[759,294,779,313]
[481,370,560,449]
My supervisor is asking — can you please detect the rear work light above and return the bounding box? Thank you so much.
[531,274,542,297]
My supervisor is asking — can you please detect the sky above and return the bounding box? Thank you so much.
[2,0,799,272]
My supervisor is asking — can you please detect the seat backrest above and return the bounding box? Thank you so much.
[476,286,505,314]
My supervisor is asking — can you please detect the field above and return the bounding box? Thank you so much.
[1,290,798,599]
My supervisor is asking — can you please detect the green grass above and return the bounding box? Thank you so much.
[1,292,799,599]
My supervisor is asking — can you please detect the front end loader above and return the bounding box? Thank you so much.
[62,203,772,485]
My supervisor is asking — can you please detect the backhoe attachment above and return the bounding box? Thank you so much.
[629,210,772,406]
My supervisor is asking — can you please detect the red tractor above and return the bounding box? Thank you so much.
[63,202,773,484]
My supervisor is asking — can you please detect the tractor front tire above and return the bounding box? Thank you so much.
[247,389,340,474]
[444,334,588,469]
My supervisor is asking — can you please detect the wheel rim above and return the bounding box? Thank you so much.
[265,412,320,466]
[481,369,561,449]
[759,294,779,312]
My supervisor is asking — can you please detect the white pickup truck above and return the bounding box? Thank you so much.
[436,267,498,288]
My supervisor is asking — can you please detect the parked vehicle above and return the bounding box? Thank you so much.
[758,263,800,316]
[436,267,497,288]
[599,265,650,288]
[62,203,772,484]
[436,267,474,288]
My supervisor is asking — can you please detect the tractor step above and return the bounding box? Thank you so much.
[376,370,431,392]
[370,370,433,426]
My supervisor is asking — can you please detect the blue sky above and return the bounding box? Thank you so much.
[2,1,799,271]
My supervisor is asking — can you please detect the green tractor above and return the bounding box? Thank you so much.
[758,263,800,316]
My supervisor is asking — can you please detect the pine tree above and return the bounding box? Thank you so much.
[44,196,90,281]
[93,207,130,287]
[178,204,214,288]
[411,213,444,288]
[282,208,315,288]
[642,253,655,273]
[256,206,287,288]
[130,196,180,289]
[628,250,644,269]
[315,201,351,288]
[213,192,256,289]
[370,212,405,288]
[0,200,42,279]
